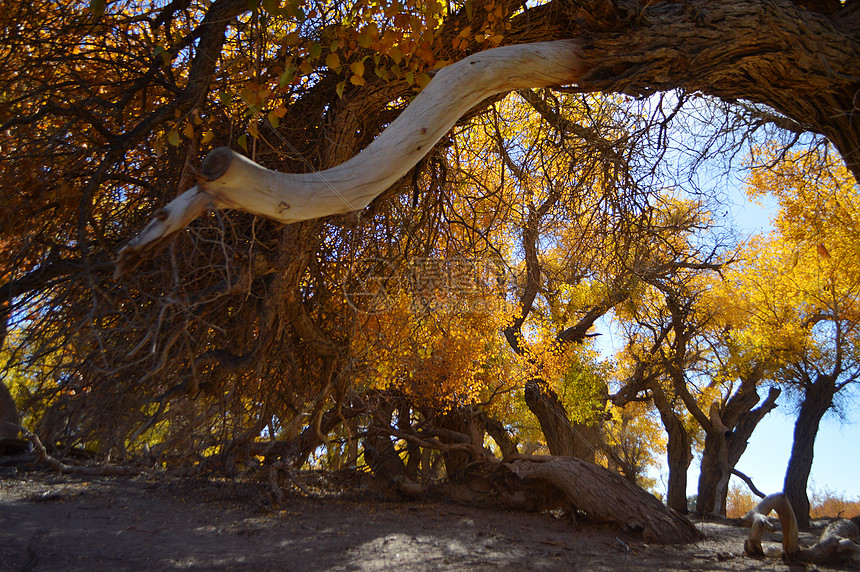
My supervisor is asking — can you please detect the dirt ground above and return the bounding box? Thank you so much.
[1,468,858,572]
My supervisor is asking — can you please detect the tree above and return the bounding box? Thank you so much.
[2,0,859,543]
[740,146,860,527]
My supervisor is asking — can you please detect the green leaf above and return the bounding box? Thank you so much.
[278,67,296,88]
[237,134,248,152]
[389,46,402,65]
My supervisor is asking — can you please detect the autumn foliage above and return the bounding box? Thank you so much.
[0,0,859,529]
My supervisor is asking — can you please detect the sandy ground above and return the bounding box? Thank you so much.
[1,468,858,572]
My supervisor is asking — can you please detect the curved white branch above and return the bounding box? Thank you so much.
[742,492,860,564]
[741,492,799,559]
[116,40,583,276]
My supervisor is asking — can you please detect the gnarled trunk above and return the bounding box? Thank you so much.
[696,387,780,515]
[116,1,860,274]
[505,456,700,544]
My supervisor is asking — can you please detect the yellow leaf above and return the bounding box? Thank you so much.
[182,122,195,139]
[350,60,365,77]
[389,46,402,64]
[166,130,180,147]
[415,72,431,89]
[325,52,341,70]
[201,130,215,144]
[350,74,365,86]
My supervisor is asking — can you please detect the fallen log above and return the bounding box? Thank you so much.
[503,455,701,544]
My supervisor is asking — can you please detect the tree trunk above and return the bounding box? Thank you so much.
[663,416,692,514]
[784,375,837,528]
[696,387,780,515]
[363,399,407,481]
[504,456,701,544]
[116,2,860,274]
[484,415,519,458]
[649,383,691,514]
[524,379,599,462]
[115,41,584,274]
[439,407,487,479]
[696,429,729,516]
[0,379,19,441]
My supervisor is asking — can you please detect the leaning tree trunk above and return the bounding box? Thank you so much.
[524,379,599,462]
[504,456,700,544]
[115,2,860,273]
[784,376,837,528]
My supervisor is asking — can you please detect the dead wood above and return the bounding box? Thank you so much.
[502,455,702,544]
[20,426,154,477]
[742,492,860,563]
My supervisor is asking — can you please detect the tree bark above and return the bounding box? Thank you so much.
[484,415,519,458]
[696,386,780,515]
[524,379,599,462]
[505,456,701,544]
[648,381,692,514]
[784,374,837,528]
[438,407,487,479]
[556,0,860,182]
